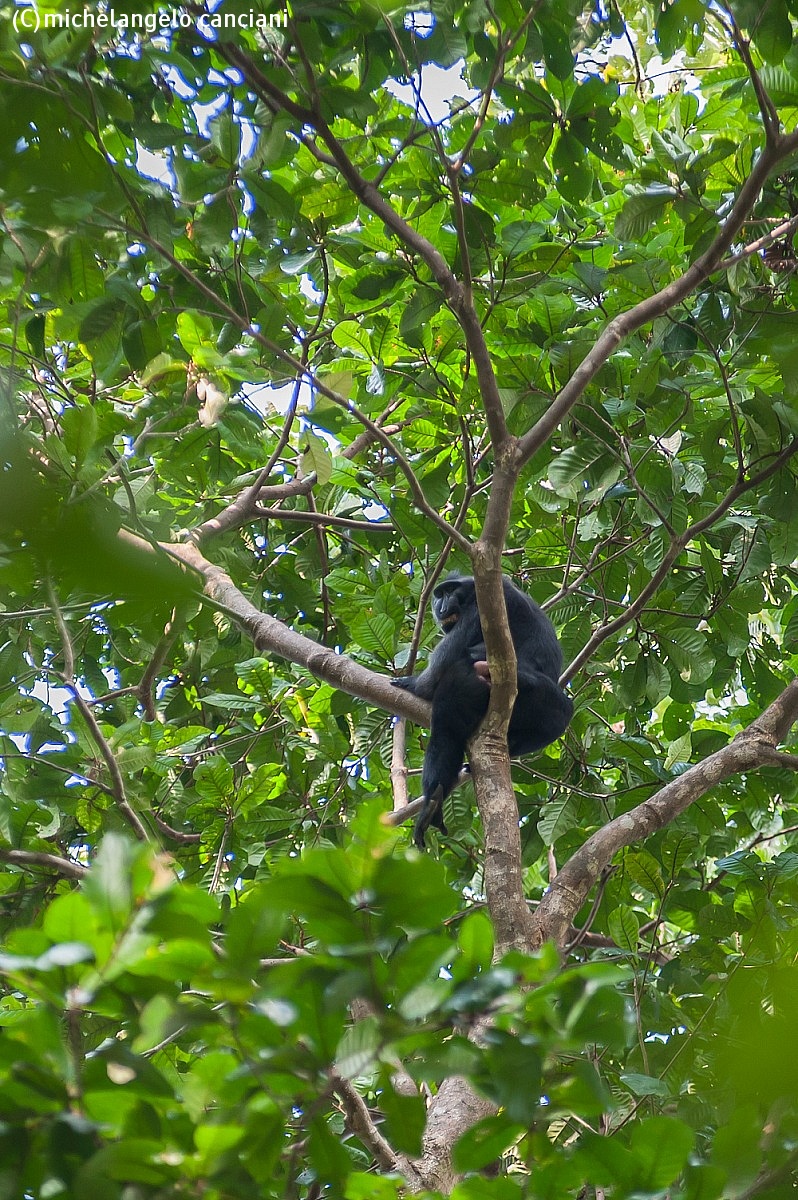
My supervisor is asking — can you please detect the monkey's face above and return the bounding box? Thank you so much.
[432,577,474,633]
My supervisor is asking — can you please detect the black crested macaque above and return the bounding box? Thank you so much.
[392,573,573,848]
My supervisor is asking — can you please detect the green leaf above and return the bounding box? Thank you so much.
[301,430,334,486]
[195,1122,245,1165]
[194,756,234,801]
[82,835,142,930]
[552,131,592,201]
[630,1116,694,1189]
[176,311,215,355]
[423,20,468,68]
[68,237,104,302]
[335,1015,380,1078]
[139,353,187,385]
[280,249,318,276]
[538,792,579,843]
[538,17,574,80]
[75,1140,175,1189]
[399,289,442,348]
[751,2,792,63]
[379,1082,426,1157]
[548,444,603,497]
[61,404,99,469]
[308,1114,351,1183]
[656,0,707,59]
[758,65,798,104]
[78,298,124,345]
[352,268,406,300]
[452,1114,527,1172]
[615,186,678,241]
[623,850,664,898]
[372,855,460,932]
[456,911,494,973]
[350,610,396,657]
[43,892,97,943]
[209,109,241,165]
[665,732,692,769]
[621,1072,671,1098]
[607,904,639,953]
[25,313,45,359]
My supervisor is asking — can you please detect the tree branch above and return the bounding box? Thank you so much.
[47,583,151,843]
[330,1071,418,1180]
[518,130,798,466]
[561,439,798,682]
[139,537,433,727]
[531,679,798,948]
[214,42,511,453]
[137,607,181,722]
[410,1016,496,1191]
[254,507,394,533]
[0,848,88,880]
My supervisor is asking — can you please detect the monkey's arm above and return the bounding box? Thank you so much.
[391,641,446,701]
[391,671,438,701]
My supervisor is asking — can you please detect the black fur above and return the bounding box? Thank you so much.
[392,574,573,847]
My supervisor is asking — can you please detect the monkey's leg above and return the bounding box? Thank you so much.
[414,675,487,847]
[413,784,447,849]
[508,671,574,756]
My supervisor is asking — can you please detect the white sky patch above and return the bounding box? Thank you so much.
[300,273,324,303]
[385,61,479,124]
[194,94,229,136]
[238,116,258,161]
[161,64,198,101]
[405,10,434,36]
[602,34,703,105]
[136,143,175,186]
[241,380,343,456]
[242,379,314,416]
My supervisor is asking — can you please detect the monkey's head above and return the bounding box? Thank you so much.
[432,574,475,633]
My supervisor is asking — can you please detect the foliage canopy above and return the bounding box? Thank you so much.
[3,0,798,1196]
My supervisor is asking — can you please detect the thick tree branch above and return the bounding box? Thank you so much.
[531,679,798,948]
[410,1017,496,1191]
[518,130,798,466]
[148,538,432,727]
[383,795,425,827]
[193,474,314,542]
[470,732,535,953]
[330,1071,420,1181]
[0,848,88,880]
[254,507,394,533]
[390,718,410,815]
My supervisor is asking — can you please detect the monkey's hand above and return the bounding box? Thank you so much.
[468,642,490,685]
[472,660,491,685]
[391,676,417,693]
